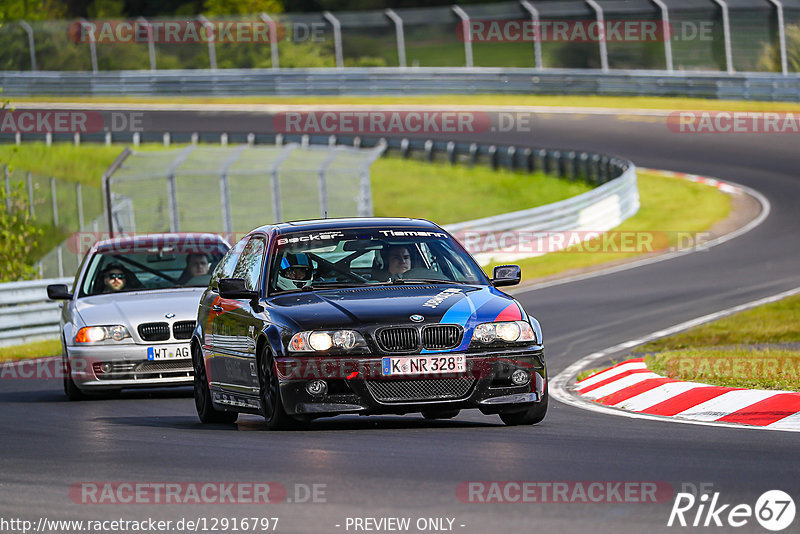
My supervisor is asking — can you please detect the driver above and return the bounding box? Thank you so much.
[276,253,314,291]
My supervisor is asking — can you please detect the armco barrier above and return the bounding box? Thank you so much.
[2,68,800,101]
[0,277,72,348]
[0,134,636,348]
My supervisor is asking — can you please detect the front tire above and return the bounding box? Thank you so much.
[258,345,305,431]
[499,388,548,426]
[193,344,237,424]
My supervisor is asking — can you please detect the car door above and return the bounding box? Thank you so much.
[214,235,267,396]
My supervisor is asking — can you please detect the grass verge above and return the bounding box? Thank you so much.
[641,293,800,391]
[11,95,800,112]
[491,170,731,281]
[0,339,62,362]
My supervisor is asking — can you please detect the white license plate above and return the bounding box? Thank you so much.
[146,345,190,361]
[381,355,466,376]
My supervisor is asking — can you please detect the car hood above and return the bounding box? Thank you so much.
[268,284,524,334]
[75,289,205,331]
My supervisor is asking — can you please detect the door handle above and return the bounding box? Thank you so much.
[211,305,223,313]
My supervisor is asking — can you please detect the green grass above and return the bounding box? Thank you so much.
[0,143,122,186]
[371,157,592,225]
[11,95,800,112]
[640,293,800,391]
[643,294,800,352]
[0,339,62,362]
[646,348,800,392]
[490,171,731,281]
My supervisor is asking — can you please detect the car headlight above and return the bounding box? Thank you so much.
[472,321,536,344]
[75,325,131,343]
[289,330,367,352]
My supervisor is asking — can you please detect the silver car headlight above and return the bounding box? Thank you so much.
[75,325,131,343]
[472,321,536,344]
[288,330,368,352]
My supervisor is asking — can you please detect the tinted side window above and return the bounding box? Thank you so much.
[211,239,246,288]
[232,237,266,292]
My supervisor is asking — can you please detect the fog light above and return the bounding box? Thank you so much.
[306,379,328,396]
[100,362,113,374]
[510,369,530,386]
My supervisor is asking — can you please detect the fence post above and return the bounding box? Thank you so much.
[18,21,37,71]
[270,143,297,223]
[385,9,407,68]
[50,177,59,227]
[585,0,609,72]
[259,13,280,69]
[451,6,474,68]
[197,15,217,70]
[318,149,340,218]
[79,20,99,73]
[57,245,64,278]
[712,0,734,73]
[26,172,34,218]
[75,183,84,230]
[651,0,674,72]
[768,0,788,75]
[219,145,247,235]
[137,17,157,71]
[323,12,344,68]
[3,166,10,212]
[519,1,543,69]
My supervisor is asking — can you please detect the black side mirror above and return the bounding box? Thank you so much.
[491,265,521,287]
[218,278,259,300]
[47,284,73,300]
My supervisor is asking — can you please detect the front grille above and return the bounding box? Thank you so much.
[376,327,419,352]
[138,322,170,341]
[366,377,475,403]
[172,321,195,340]
[422,325,462,350]
[94,359,192,381]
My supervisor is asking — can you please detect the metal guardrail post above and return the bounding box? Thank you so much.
[323,12,344,68]
[18,21,37,71]
[520,1,543,70]
[50,177,58,227]
[259,13,280,69]
[452,5,474,68]
[585,0,609,72]
[26,172,34,218]
[197,15,217,70]
[137,17,157,71]
[712,0,734,73]
[76,183,84,231]
[650,0,674,72]
[385,9,407,68]
[79,20,99,73]
[768,0,788,75]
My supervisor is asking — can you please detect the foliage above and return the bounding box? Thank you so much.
[0,180,43,282]
[759,24,800,73]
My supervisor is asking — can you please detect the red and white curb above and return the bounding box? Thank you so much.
[638,168,740,194]
[575,358,800,430]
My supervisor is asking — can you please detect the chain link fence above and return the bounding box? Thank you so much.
[1,0,798,74]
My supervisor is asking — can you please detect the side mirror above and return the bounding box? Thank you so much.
[47,284,73,300]
[218,278,259,300]
[491,265,521,287]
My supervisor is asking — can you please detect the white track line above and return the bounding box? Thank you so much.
[550,286,800,433]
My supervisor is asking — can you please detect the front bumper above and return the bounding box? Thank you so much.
[66,343,193,390]
[274,348,546,416]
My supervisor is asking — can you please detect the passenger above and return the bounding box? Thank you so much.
[179,253,211,284]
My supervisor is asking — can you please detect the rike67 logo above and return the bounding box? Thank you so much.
[668,488,795,531]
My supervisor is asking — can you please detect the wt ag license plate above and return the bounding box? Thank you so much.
[146,345,189,361]
[381,355,466,376]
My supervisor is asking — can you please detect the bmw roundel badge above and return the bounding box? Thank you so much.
[165,313,176,319]
[410,314,424,323]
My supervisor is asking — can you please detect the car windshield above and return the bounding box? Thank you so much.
[80,244,228,296]
[268,227,487,294]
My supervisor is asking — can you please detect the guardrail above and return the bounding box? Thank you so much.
[0,133,637,348]
[2,68,800,101]
[0,277,71,348]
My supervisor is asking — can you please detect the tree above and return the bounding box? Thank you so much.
[0,180,43,282]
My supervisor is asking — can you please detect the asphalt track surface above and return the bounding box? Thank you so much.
[2,109,800,533]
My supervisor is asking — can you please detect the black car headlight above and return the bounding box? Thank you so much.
[288,330,368,352]
[471,321,536,344]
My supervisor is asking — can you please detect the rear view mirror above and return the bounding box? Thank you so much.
[491,265,521,287]
[47,284,73,300]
